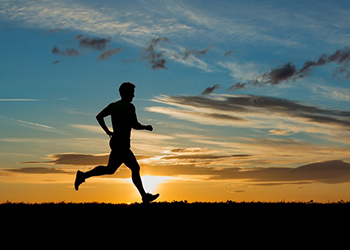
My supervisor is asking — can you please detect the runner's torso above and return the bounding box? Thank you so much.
[108,100,137,149]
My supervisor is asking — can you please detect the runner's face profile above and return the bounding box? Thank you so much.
[124,89,135,102]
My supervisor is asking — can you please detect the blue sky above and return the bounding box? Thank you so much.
[1,0,350,202]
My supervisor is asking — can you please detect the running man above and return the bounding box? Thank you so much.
[74,82,159,203]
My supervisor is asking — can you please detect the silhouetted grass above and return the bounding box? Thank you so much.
[2,200,349,237]
[2,200,349,217]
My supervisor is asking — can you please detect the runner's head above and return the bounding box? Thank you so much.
[119,82,135,102]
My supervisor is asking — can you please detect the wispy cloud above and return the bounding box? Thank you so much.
[14,152,350,185]
[98,46,122,60]
[140,37,170,70]
[201,84,220,95]
[16,119,55,130]
[227,83,247,91]
[70,124,173,141]
[52,34,121,60]
[76,34,111,50]
[0,0,134,37]
[310,84,350,102]
[22,153,110,166]
[171,44,212,61]
[5,167,70,174]
[0,99,40,101]
[52,46,79,57]
[147,94,350,135]
[0,115,59,133]
[224,50,233,57]
[247,47,350,87]
[217,61,263,83]
[165,44,214,72]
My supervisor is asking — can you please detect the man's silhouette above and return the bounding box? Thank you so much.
[74,82,159,203]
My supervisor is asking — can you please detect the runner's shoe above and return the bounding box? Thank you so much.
[142,193,160,204]
[74,170,85,191]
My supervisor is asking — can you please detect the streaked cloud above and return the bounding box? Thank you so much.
[70,124,173,140]
[227,83,247,91]
[140,37,170,70]
[201,84,220,95]
[5,167,70,174]
[217,61,263,83]
[76,34,111,51]
[147,94,350,134]
[0,99,40,101]
[309,84,350,102]
[16,119,55,130]
[232,47,350,87]
[98,46,122,60]
[52,46,79,57]
[22,153,110,166]
[12,152,350,185]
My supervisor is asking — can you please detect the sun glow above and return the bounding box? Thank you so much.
[142,175,173,193]
[123,175,173,194]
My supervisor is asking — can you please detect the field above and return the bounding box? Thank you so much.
[2,200,349,243]
[2,200,349,221]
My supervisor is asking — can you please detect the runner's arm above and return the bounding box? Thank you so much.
[130,105,153,131]
[96,105,113,137]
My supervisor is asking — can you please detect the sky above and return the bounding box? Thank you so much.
[1,0,350,203]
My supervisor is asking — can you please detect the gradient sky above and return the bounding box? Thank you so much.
[1,0,350,203]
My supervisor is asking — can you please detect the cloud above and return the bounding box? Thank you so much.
[190,44,212,57]
[169,147,217,154]
[257,47,350,86]
[173,44,212,60]
[15,147,350,184]
[201,84,220,95]
[0,99,40,101]
[147,94,350,135]
[227,82,247,91]
[16,119,55,131]
[19,153,155,179]
[52,46,79,57]
[5,167,70,174]
[209,160,350,184]
[217,61,263,83]
[146,106,245,127]
[218,47,350,89]
[22,153,110,166]
[51,60,61,65]
[299,47,350,78]
[224,50,233,57]
[268,129,294,136]
[76,34,111,51]
[162,44,213,72]
[310,84,350,102]
[140,37,170,70]
[98,46,122,60]
[148,159,350,184]
[52,34,121,61]
[260,62,298,85]
[161,154,249,161]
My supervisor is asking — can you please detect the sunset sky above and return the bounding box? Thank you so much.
[1,0,350,203]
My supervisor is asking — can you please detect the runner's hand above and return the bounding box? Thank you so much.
[145,125,153,131]
[107,130,113,138]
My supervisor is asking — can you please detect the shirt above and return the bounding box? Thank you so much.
[104,100,141,149]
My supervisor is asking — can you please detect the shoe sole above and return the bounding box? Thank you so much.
[143,194,160,204]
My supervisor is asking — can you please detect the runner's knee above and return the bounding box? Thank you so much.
[131,165,140,174]
[105,165,117,175]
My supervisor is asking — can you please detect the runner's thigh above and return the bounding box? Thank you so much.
[122,149,140,172]
[107,150,123,171]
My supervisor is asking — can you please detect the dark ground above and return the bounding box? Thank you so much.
[2,201,349,243]
[2,200,349,221]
